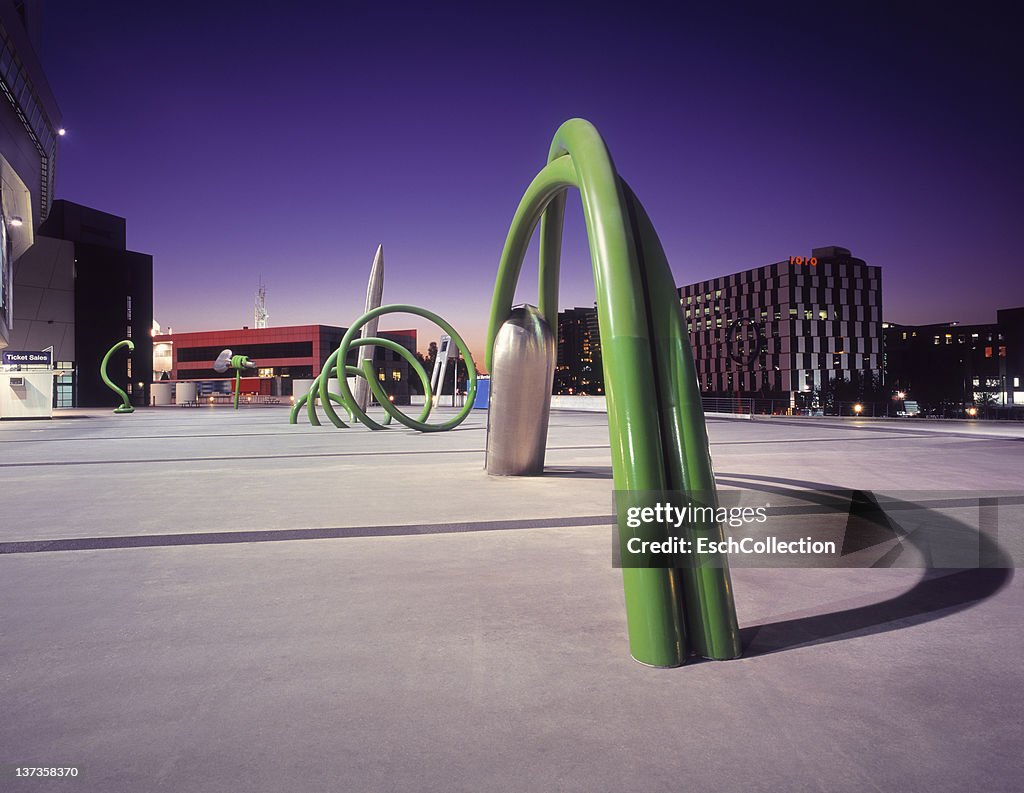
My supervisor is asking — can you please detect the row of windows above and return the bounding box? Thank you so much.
[177,341,314,362]
[680,261,879,297]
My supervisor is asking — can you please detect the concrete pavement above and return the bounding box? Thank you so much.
[1,408,1021,792]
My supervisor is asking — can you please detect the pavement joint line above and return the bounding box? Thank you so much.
[0,444,613,468]
[753,417,1024,441]
[0,515,619,554]
[3,495,1018,555]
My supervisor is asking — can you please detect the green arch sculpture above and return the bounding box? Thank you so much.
[487,119,741,667]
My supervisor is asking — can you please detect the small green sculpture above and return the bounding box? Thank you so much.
[213,349,258,409]
[100,339,135,414]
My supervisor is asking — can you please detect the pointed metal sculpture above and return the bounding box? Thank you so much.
[352,244,385,412]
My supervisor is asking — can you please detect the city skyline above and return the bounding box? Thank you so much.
[43,2,1021,359]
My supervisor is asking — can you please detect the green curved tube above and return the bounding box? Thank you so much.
[100,339,135,414]
[290,384,350,425]
[486,118,740,665]
[621,181,741,660]
[311,304,476,433]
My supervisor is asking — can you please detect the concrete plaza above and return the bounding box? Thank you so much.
[1,407,1022,792]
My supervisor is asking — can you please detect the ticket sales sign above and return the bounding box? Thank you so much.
[2,350,52,366]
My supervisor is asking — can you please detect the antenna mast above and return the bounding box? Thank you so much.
[254,278,269,329]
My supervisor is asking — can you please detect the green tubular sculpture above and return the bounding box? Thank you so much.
[486,118,741,666]
[100,339,135,414]
[295,304,477,432]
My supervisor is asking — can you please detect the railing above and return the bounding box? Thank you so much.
[700,397,754,416]
[180,394,283,407]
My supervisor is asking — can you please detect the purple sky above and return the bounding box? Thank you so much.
[43,2,1022,364]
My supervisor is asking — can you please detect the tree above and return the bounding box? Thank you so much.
[975,389,999,419]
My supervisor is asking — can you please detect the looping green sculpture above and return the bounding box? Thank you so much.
[487,118,741,667]
[292,304,477,432]
[100,339,135,414]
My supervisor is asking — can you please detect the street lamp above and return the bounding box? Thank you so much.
[967,406,978,417]
[853,403,864,415]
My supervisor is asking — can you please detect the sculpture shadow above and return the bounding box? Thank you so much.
[714,473,1015,658]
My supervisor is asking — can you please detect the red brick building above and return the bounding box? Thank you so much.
[153,324,417,401]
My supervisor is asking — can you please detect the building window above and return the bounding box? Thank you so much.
[391,370,402,381]
[127,295,132,321]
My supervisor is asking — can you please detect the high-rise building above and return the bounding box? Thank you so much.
[554,306,603,395]
[884,307,1023,411]
[0,0,63,351]
[11,200,154,407]
[677,246,883,403]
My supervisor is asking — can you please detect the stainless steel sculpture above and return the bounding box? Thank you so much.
[352,244,385,413]
[485,305,556,475]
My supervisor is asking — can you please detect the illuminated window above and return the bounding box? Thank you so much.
[985,347,993,358]
[378,372,386,381]
[391,371,401,381]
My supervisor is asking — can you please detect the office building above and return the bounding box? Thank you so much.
[0,1,62,352]
[678,246,883,404]
[554,306,603,395]
[884,306,1024,411]
[10,200,153,407]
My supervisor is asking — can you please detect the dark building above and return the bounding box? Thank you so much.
[0,0,63,352]
[155,324,418,404]
[678,246,883,405]
[11,200,153,407]
[554,306,603,395]
[884,307,1024,412]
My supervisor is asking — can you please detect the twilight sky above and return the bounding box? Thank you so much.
[43,1,1022,363]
